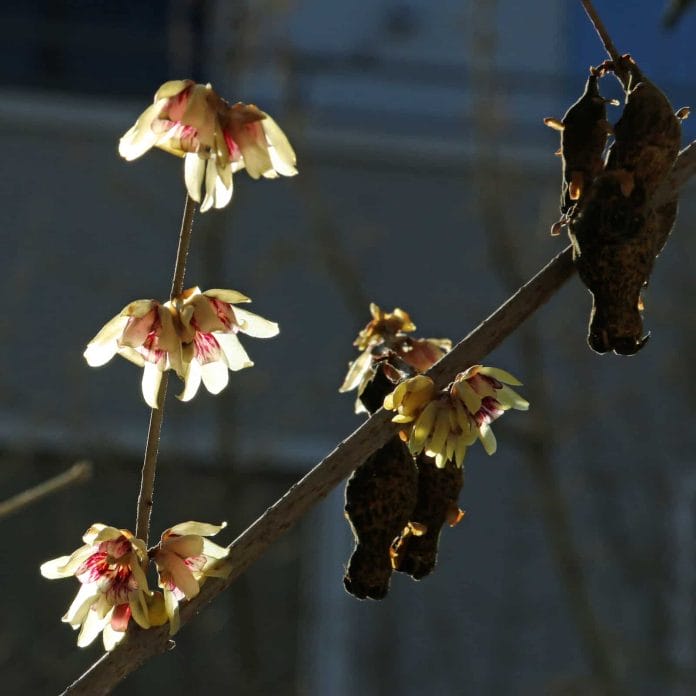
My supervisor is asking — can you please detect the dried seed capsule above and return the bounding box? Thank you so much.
[545,70,612,232]
[570,172,678,355]
[567,57,683,355]
[343,436,419,599]
[604,57,682,202]
[392,455,464,580]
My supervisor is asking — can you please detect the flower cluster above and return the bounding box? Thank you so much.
[340,303,451,412]
[40,521,229,650]
[384,366,529,467]
[84,287,279,408]
[119,80,297,211]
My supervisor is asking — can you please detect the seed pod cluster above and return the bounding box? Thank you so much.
[391,455,465,580]
[342,333,466,599]
[548,55,685,355]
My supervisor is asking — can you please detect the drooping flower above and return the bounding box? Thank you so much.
[40,524,151,651]
[173,287,279,402]
[118,80,297,212]
[83,299,182,409]
[152,521,230,635]
[84,287,279,407]
[384,366,529,468]
[339,303,451,412]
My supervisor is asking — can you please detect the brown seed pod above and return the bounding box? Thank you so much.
[604,56,682,202]
[545,70,613,233]
[566,57,682,355]
[569,173,678,355]
[391,455,464,580]
[343,436,419,599]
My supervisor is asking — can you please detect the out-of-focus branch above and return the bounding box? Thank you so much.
[0,461,92,521]
[61,142,696,695]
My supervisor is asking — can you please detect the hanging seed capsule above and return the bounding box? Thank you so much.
[604,56,682,202]
[545,70,613,233]
[344,436,419,599]
[391,455,464,580]
[568,56,683,355]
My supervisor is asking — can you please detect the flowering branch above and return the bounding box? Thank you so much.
[0,461,92,521]
[59,139,696,695]
[134,194,196,544]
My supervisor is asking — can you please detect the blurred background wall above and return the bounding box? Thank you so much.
[1,1,696,694]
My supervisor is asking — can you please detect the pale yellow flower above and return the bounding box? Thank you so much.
[40,524,150,651]
[384,366,529,467]
[152,521,230,635]
[84,287,279,407]
[119,80,297,211]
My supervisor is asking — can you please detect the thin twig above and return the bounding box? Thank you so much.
[61,143,696,695]
[134,194,196,544]
[579,0,622,65]
[579,0,629,87]
[0,461,92,521]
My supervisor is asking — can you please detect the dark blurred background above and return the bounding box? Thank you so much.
[1,1,696,694]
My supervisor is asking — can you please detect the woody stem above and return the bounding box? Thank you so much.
[135,194,197,544]
[579,0,629,87]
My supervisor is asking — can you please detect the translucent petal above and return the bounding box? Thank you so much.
[409,401,439,452]
[201,538,230,561]
[129,591,151,629]
[454,435,468,468]
[164,588,180,635]
[118,101,166,161]
[200,360,229,395]
[455,381,482,414]
[83,315,129,367]
[162,535,204,558]
[117,346,146,367]
[212,164,234,209]
[200,158,220,212]
[262,114,297,175]
[63,583,100,627]
[478,366,523,386]
[102,622,127,652]
[184,153,205,203]
[141,361,164,409]
[178,360,202,402]
[166,521,226,538]
[203,289,251,304]
[427,408,451,457]
[496,384,530,411]
[77,607,110,647]
[40,544,92,579]
[155,79,193,100]
[339,349,372,393]
[215,333,253,371]
[164,553,201,599]
[478,423,497,455]
[233,307,279,338]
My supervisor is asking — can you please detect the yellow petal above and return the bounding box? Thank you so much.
[454,434,468,467]
[427,408,451,458]
[233,307,279,338]
[478,423,497,455]
[455,381,482,414]
[166,521,227,538]
[409,401,439,452]
[478,366,523,386]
